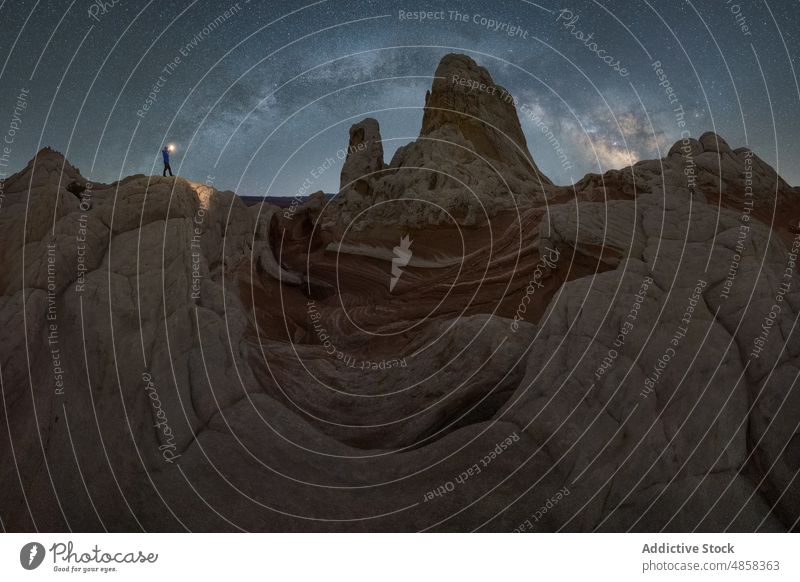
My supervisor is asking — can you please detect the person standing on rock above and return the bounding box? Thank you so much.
[162,146,173,177]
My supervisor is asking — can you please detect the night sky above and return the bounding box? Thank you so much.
[0,0,798,196]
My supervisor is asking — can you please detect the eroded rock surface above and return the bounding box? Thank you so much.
[1,54,798,532]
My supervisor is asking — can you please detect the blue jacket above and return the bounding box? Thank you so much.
[162,149,170,164]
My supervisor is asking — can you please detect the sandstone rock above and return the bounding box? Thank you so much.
[340,117,385,196]
[699,131,732,154]
[1,54,798,535]
[329,54,552,229]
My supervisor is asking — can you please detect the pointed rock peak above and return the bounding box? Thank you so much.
[340,117,386,196]
[420,53,550,183]
[422,53,514,138]
[16,146,86,188]
[32,146,77,170]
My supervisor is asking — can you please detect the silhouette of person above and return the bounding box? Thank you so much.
[162,146,173,177]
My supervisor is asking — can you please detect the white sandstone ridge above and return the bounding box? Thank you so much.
[325,241,462,268]
[0,147,268,295]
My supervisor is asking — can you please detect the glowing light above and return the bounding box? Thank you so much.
[168,144,176,152]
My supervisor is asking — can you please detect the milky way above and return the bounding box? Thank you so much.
[0,0,797,195]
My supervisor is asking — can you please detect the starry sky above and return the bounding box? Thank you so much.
[0,0,798,196]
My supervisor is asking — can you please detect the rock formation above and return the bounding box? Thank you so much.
[419,53,545,176]
[339,117,385,197]
[331,54,552,229]
[0,54,798,532]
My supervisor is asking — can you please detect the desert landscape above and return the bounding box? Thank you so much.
[0,51,798,532]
